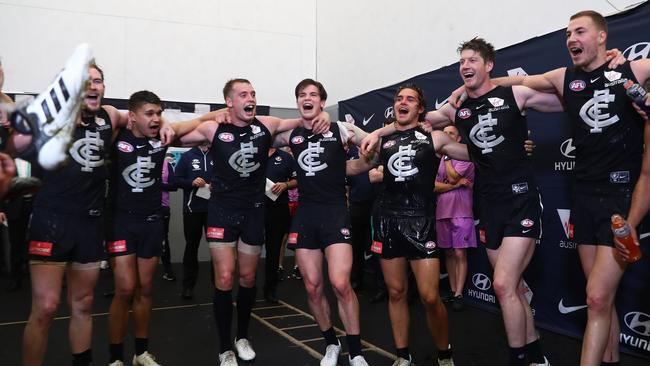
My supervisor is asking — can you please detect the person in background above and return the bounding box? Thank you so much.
[434,125,476,312]
[161,153,177,281]
[263,146,297,302]
[174,143,213,299]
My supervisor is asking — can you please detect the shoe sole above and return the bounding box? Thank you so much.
[13,44,93,170]
[236,354,256,363]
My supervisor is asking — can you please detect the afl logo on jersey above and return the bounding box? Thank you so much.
[382,140,396,149]
[291,136,305,145]
[458,108,472,119]
[117,141,134,153]
[218,132,234,142]
[569,80,586,92]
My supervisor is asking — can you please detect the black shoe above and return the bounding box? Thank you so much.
[441,290,455,303]
[162,272,176,281]
[351,277,365,292]
[264,286,278,303]
[368,290,388,304]
[277,266,285,282]
[452,295,465,311]
[290,266,302,280]
[181,287,193,300]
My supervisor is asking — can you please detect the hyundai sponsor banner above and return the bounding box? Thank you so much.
[339,3,650,359]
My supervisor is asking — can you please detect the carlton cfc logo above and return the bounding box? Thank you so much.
[569,80,586,91]
[458,108,472,119]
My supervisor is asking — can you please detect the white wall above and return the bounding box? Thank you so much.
[0,0,316,107]
[0,0,644,108]
[316,0,644,103]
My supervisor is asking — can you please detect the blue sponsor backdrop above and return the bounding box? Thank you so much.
[339,3,650,359]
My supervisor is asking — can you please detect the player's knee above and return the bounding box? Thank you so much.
[330,278,352,299]
[586,289,611,314]
[454,249,466,260]
[419,291,440,307]
[238,271,256,287]
[216,268,235,286]
[33,297,60,324]
[69,293,94,315]
[387,286,407,302]
[138,283,154,298]
[302,277,322,297]
[492,278,514,299]
[114,283,136,300]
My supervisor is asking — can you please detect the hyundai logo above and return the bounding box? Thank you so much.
[472,273,492,291]
[623,42,650,61]
[624,311,650,337]
[384,106,394,119]
[560,138,576,159]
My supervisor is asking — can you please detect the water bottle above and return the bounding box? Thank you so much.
[611,214,642,263]
[623,80,650,114]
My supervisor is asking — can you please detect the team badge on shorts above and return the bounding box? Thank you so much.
[29,241,53,256]
[287,232,299,245]
[107,240,127,254]
[340,228,350,239]
[371,241,383,254]
[521,219,534,228]
[416,240,437,254]
[207,227,225,239]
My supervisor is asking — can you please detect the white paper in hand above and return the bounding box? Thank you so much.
[265,178,280,201]
[196,184,211,200]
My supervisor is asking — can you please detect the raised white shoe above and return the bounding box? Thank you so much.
[132,351,161,366]
[530,356,550,366]
[320,340,341,366]
[349,354,370,366]
[10,43,92,170]
[219,350,238,366]
[108,361,124,366]
[234,338,256,361]
[391,355,411,366]
[437,357,455,366]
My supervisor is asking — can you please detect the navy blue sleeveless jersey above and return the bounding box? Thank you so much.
[563,62,644,185]
[454,86,534,197]
[110,128,167,214]
[289,122,347,206]
[210,119,272,208]
[34,108,113,213]
[377,126,437,215]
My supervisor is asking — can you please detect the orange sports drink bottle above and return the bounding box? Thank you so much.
[611,214,642,263]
